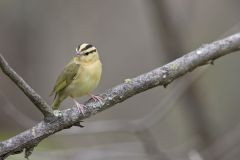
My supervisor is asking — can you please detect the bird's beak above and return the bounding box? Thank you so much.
[75,48,81,55]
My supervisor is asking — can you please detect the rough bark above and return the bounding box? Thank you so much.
[0,33,240,159]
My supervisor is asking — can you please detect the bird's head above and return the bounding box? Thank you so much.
[75,43,100,64]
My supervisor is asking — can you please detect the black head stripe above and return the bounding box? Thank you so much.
[81,44,93,52]
[84,49,97,56]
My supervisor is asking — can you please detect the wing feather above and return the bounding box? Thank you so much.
[50,60,80,96]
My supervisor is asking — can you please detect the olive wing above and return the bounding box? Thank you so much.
[50,62,80,96]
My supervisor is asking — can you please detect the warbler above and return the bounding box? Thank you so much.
[50,43,102,115]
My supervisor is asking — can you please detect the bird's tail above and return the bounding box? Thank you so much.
[51,94,65,110]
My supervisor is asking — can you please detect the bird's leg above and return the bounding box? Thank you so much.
[73,99,87,116]
[88,93,103,103]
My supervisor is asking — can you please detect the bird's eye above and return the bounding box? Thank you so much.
[84,52,90,56]
[82,49,96,56]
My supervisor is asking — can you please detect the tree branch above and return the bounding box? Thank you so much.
[0,54,54,121]
[0,33,240,159]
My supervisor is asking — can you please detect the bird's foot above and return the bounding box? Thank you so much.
[88,94,103,103]
[74,99,87,116]
[53,110,63,117]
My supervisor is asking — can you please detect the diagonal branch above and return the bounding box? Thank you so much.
[0,33,240,159]
[0,54,54,121]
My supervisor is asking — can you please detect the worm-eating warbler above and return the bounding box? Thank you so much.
[50,43,102,115]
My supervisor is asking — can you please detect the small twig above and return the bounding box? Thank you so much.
[0,54,54,121]
[24,144,37,160]
[0,33,240,159]
[73,121,85,128]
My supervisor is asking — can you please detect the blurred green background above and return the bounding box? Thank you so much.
[1,0,240,160]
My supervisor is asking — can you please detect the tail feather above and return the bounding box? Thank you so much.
[51,94,66,110]
[52,97,61,110]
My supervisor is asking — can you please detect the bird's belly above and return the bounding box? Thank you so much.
[65,62,101,98]
[69,78,99,97]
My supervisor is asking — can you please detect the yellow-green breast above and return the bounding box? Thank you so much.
[64,60,102,98]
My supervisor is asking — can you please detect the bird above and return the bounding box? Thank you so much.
[50,43,102,116]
